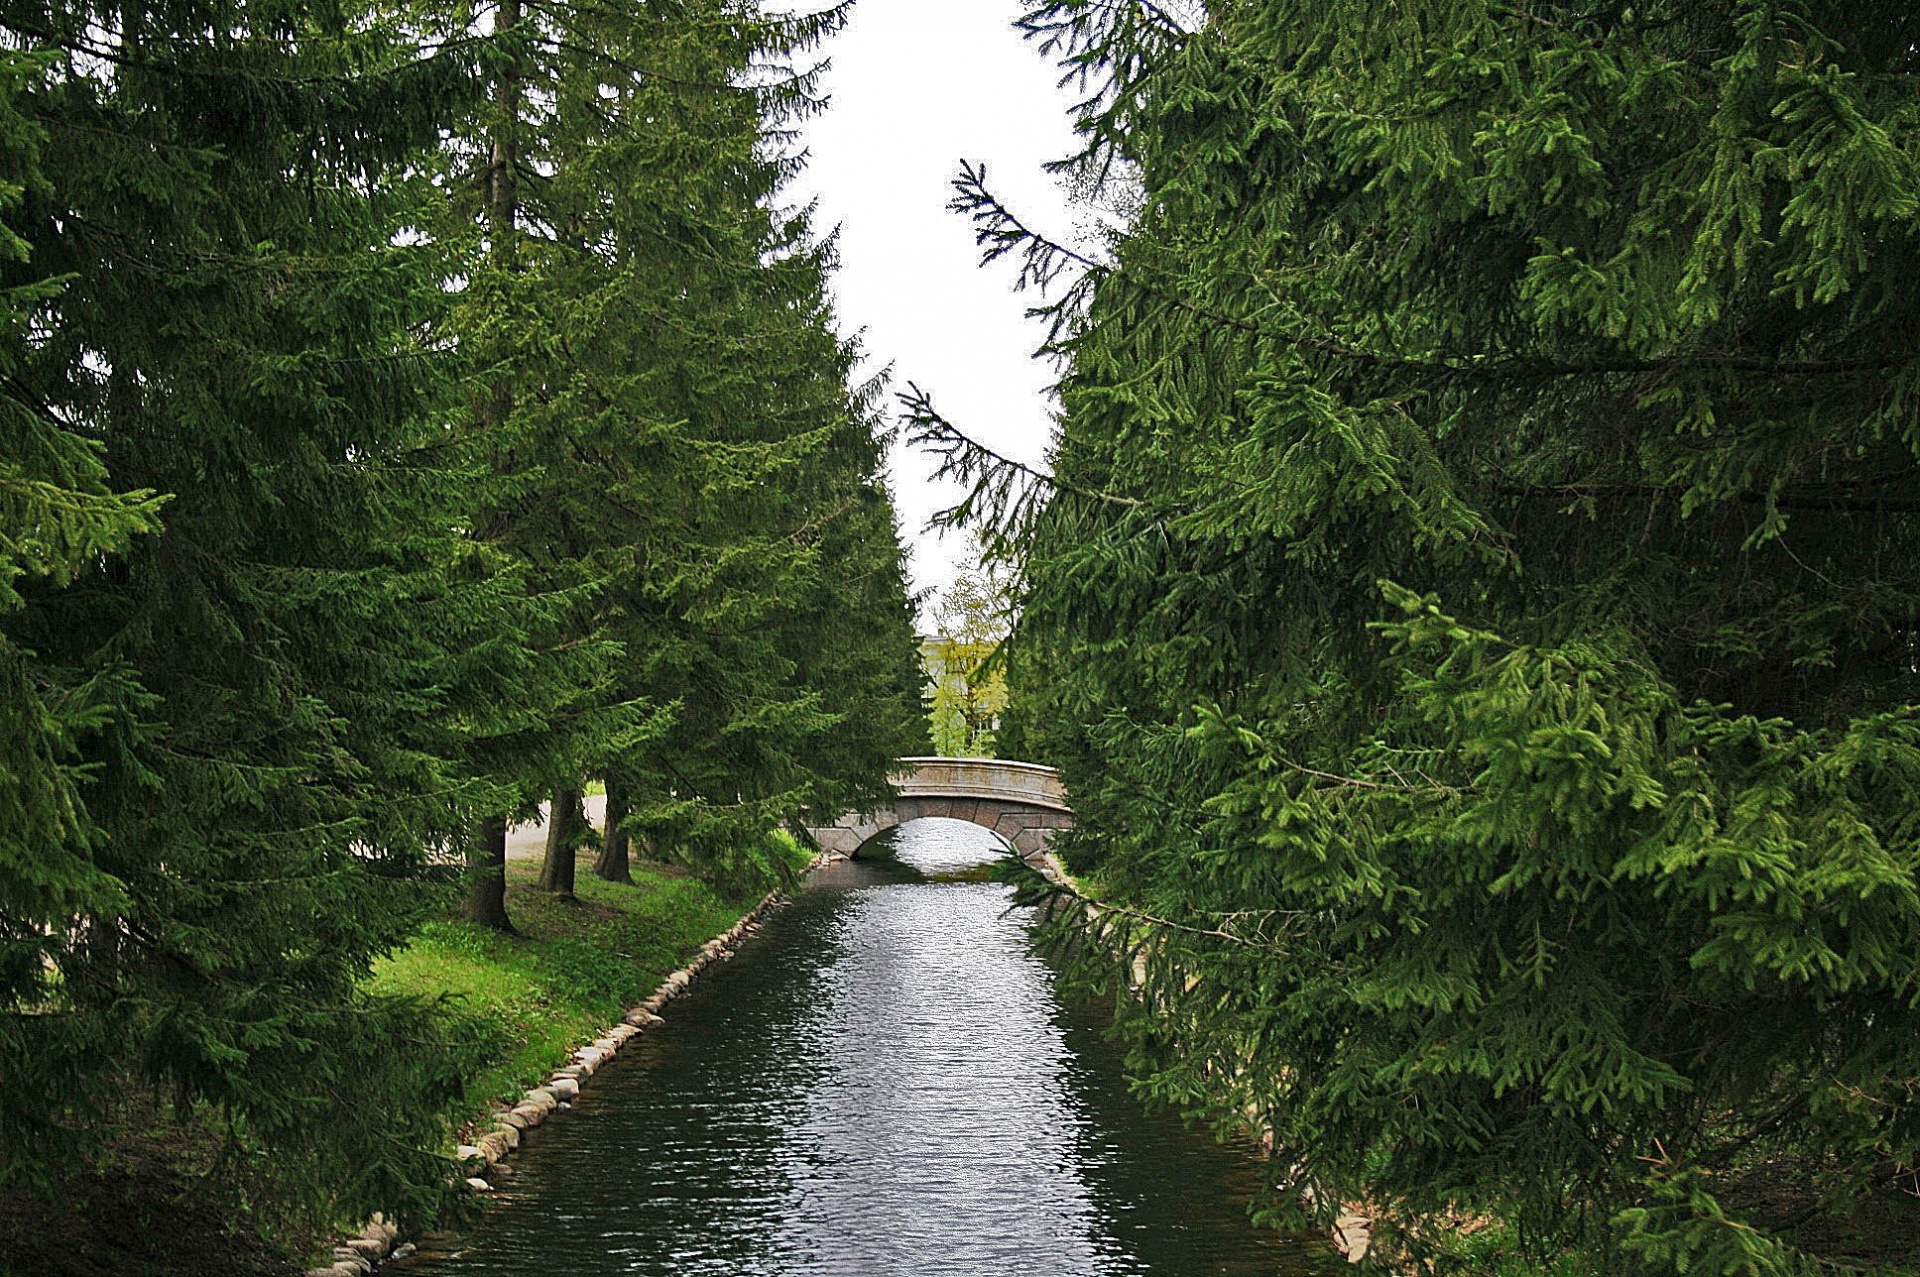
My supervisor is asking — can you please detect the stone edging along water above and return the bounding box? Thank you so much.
[307,845,1373,1273]
[302,866,815,1277]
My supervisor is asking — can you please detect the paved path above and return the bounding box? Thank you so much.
[506,794,609,861]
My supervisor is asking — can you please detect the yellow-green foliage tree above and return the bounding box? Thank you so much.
[925,567,1011,757]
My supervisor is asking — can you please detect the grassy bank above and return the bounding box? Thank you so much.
[368,858,773,1118]
[0,849,803,1277]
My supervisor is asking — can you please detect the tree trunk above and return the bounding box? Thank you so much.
[467,814,516,933]
[594,772,633,884]
[468,0,524,930]
[489,0,520,274]
[539,784,582,898]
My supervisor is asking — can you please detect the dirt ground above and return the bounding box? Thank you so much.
[0,1130,299,1277]
[1723,1157,1920,1272]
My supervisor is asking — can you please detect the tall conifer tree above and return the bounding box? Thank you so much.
[0,0,496,1221]
[929,1,1920,1269]
[442,0,923,898]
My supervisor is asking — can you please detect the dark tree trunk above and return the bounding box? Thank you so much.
[463,0,524,935]
[539,784,582,898]
[594,773,633,884]
[467,814,516,933]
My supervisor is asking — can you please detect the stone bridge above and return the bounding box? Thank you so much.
[805,757,1072,862]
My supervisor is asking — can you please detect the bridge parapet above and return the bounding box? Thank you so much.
[892,757,1070,812]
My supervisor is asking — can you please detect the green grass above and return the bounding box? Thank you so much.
[368,859,757,1114]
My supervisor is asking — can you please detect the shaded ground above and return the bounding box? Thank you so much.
[1723,1157,1920,1272]
[0,1124,300,1277]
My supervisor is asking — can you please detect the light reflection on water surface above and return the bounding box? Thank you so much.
[398,818,1320,1276]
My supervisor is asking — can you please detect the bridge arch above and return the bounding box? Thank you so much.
[805,757,1072,863]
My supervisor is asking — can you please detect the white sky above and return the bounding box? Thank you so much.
[788,0,1085,620]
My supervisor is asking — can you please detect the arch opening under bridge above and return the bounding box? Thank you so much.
[804,757,1072,864]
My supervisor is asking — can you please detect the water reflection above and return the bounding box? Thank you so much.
[399,819,1317,1276]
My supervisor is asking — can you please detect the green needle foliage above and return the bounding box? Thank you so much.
[0,0,501,1224]
[0,56,164,907]
[0,0,922,1233]
[932,1,1920,1269]
[438,0,924,903]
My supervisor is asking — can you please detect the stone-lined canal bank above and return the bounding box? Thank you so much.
[304,849,810,1277]
[386,819,1320,1277]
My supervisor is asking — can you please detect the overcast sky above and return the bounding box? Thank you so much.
[788,0,1084,620]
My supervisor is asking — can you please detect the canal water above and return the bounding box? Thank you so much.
[400,819,1321,1276]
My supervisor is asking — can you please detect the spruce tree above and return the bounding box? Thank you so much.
[435,0,668,919]
[933,1,1920,1269]
[441,0,923,897]
[0,43,167,1171]
[0,0,496,1222]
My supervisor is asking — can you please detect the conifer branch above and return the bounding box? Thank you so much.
[1497,482,1920,516]
[0,16,490,85]
[1029,867,1307,950]
[506,0,832,107]
[952,163,1910,383]
[1265,754,1427,793]
[898,382,1149,542]
[522,33,763,95]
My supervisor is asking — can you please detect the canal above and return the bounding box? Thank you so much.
[399,819,1322,1276]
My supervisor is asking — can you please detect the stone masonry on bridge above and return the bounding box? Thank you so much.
[804,757,1072,862]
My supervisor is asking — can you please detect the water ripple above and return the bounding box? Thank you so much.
[399,819,1316,1276]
